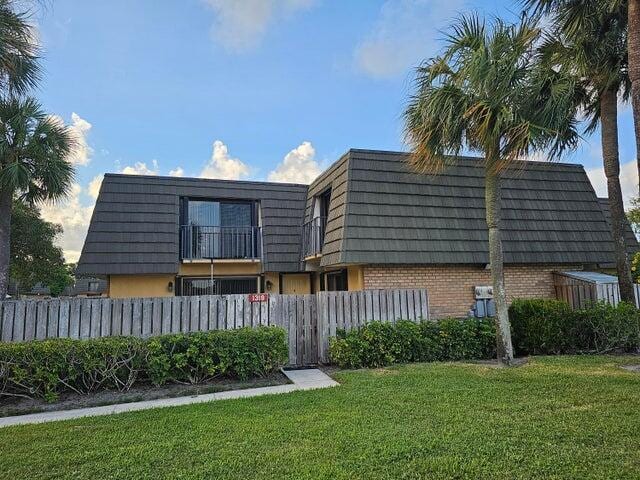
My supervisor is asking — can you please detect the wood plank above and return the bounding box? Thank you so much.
[208,296,218,331]
[296,295,305,365]
[343,291,352,333]
[171,297,181,333]
[328,292,337,339]
[284,296,294,365]
[12,302,26,342]
[310,294,318,364]
[336,291,345,332]
[217,297,227,330]
[161,297,172,334]
[90,299,102,339]
[35,301,48,340]
[141,298,153,337]
[386,289,394,323]
[350,291,359,330]
[378,290,386,323]
[1,302,15,342]
[316,293,326,363]
[406,289,415,320]
[110,299,122,336]
[69,299,81,339]
[393,289,401,320]
[47,300,60,338]
[121,299,133,336]
[58,299,70,338]
[358,291,367,327]
[189,296,200,332]
[303,295,312,365]
[234,296,243,329]
[152,297,162,335]
[131,298,143,337]
[79,299,92,339]
[365,290,373,323]
[260,296,269,326]
[22,301,36,341]
[199,296,210,332]
[419,290,429,320]
[372,290,380,321]
[100,300,112,337]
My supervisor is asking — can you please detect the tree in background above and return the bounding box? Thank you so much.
[10,200,73,296]
[0,97,75,299]
[525,0,640,196]
[0,0,39,96]
[403,16,580,364]
[529,1,636,302]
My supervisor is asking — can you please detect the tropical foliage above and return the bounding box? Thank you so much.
[10,199,73,296]
[403,15,580,364]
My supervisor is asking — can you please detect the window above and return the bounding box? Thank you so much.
[88,281,100,292]
[181,198,260,259]
[179,277,258,296]
[325,269,347,292]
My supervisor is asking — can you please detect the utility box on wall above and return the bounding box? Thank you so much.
[472,285,495,318]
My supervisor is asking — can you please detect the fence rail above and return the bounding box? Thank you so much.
[0,289,429,366]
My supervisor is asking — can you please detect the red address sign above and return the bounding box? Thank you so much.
[248,293,269,303]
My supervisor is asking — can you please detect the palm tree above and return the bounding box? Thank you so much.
[529,2,636,302]
[525,0,640,196]
[0,97,75,299]
[403,16,580,364]
[0,0,40,97]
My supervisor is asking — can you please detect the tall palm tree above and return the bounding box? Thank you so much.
[525,0,640,196]
[0,0,40,97]
[530,1,636,302]
[403,16,580,364]
[0,97,75,299]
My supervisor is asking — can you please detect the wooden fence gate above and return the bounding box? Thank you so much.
[0,289,429,366]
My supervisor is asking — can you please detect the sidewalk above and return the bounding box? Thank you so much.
[0,368,338,428]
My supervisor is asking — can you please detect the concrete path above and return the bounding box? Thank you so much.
[0,368,339,428]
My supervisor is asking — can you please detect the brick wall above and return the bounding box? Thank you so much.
[363,264,581,318]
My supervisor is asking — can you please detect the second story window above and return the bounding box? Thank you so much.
[181,199,261,260]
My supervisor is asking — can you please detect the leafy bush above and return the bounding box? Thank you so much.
[146,327,288,385]
[0,337,146,402]
[0,326,288,402]
[509,299,640,355]
[329,318,496,369]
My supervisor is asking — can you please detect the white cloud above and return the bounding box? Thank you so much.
[268,141,321,184]
[586,159,638,209]
[87,174,103,199]
[200,140,250,180]
[120,160,159,175]
[40,183,95,263]
[354,0,465,79]
[203,0,314,52]
[49,112,93,166]
[169,167,185,177]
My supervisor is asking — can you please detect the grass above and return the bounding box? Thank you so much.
[1,356,639,479]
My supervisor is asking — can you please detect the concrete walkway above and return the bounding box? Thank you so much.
[0,368,338,428]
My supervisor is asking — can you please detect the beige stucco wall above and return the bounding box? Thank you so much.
[109,274,175,298]
[264,272,280,294]
[281,273,311,294]
[347,265,364,291]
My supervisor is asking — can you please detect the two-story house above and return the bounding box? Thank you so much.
[77,149,638,318]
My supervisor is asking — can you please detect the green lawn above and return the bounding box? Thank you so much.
[1,356,639,480]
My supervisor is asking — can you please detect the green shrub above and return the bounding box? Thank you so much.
[146,327,288,385]
[509,299,640,355]
[0,337,146,402]
[0,326,288,402]
[329,318,496,369]
[509,299,575,355]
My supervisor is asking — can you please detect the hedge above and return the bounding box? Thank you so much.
[328,318,496,368]
[509,299,640,355]
[0,326,288,402]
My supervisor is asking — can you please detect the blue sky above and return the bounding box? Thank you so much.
[31,0,638,261]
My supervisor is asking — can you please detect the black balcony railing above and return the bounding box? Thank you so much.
[180,225,261,260]
[302,217,327,258]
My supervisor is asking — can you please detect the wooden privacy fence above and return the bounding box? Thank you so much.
[0,289,429,366]
[554,275,640,310]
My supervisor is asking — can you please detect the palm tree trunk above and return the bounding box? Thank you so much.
[629,0,640,196]
[485,158,514,365]
[600,89,635,302]
[0,188,12,300]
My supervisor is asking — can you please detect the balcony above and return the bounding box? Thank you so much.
[302,217,327,258]
[180,225,262,261]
